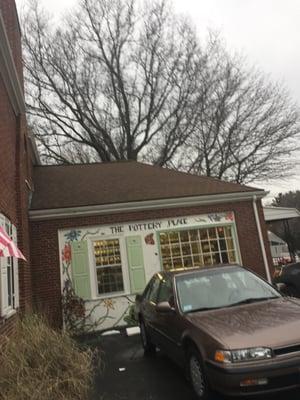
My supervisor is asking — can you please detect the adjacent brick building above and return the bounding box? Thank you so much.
[0,0,274,335]
[0,0,39,339]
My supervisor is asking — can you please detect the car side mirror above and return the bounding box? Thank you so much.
[135,293,142,302]
[156,301,175,313]
[275,282,288,295]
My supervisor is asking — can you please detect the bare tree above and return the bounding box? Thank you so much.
[23,0,203,165]
[23,0,300,183]
[174,39,300,183]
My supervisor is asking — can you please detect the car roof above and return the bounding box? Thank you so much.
[159,263,243,279]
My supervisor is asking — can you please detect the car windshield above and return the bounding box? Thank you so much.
[175,266,281,313]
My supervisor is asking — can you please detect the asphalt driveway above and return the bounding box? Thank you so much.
[92,331,300,400]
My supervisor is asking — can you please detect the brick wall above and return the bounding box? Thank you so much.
[0,0,33,342]
[0,0,24,86]
[30,199,273,328]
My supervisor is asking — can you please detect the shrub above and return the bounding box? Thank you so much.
[0,314,95,400]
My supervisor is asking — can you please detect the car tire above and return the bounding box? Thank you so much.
[187,346,210,400]
[140,319,156,355]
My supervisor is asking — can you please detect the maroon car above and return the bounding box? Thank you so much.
[135,264,300,398]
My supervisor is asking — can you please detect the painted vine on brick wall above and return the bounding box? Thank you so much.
[61,230,135,335]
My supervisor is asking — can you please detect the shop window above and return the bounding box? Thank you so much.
[159,226,237,271]
[93,239,124,295]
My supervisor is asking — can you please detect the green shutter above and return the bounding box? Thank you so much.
[126,236,146,294]
[71,241,91,300]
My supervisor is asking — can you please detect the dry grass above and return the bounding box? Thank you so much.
[0,314,95,400]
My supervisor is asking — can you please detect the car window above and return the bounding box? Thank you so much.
[147,276,161,304]
[176,266,280,313]
[157,277,173,304]
[143,279,154,299]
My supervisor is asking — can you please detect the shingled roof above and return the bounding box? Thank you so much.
[31,161,263,211]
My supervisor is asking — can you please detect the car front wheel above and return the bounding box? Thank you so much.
[140,319,156,355]
[187,347,210,399]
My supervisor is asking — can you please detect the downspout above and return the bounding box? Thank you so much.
[252,195,272,283]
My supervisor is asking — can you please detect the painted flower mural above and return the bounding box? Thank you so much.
[62,243,72,263]
[64,230,82,242]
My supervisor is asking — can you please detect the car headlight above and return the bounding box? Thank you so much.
[214,347,272,363]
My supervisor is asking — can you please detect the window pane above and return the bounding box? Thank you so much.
[200,229,208,240]
[180,231,189,243]
[189,230,199,241]
[191,242,200,254]
[97,265,124,294]
[160,232,168,244]
[226,238,235,251]
[224,226,232,237]
[212,253,221,264]
[210,240,219,252]
[201,241,210,253]
[169,232,179,243]
[228,251,237,263]
[94,239,124,295]
[217,227,225,238]
[208,228,217,239]
[183,257,193,269]
[171,244,181,257]
[221,252,229,263]
[203,254,213,265]
[173,258,183,270]
[193,254,203,266]
[163,259,172,271]
[219,239,226,251]
[182,243,190,255]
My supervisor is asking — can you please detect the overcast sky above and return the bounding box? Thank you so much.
[15,0,300,201]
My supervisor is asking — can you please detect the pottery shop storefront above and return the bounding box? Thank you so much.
[59,211,241,330]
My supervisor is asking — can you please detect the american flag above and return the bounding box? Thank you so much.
[0,226,26,260]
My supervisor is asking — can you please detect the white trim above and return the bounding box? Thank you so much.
[0,11,25,115]
[264,206,300,222]
[29,190,268,221]
[253,196,272,283]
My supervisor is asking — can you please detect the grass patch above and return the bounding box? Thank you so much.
[0,314,96,400]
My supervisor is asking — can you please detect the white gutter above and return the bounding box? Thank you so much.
[29,190,267,221]
[252,195,272,283]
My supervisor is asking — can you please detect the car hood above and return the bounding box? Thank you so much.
[186,297,300,349]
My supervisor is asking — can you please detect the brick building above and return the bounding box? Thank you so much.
[0,0,273,335]
[29,162,273,330]
[0,0,39,339]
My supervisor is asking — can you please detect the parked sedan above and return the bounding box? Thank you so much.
[273,262,300,298]
[135,265,300,399]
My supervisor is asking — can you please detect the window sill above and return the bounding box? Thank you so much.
[88,292,133,302]
[1,308,17,321]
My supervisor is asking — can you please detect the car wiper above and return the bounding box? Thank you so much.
[227,296,279,307]
[187,306,223,313]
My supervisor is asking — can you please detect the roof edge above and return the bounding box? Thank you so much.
[29,190,268,221]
